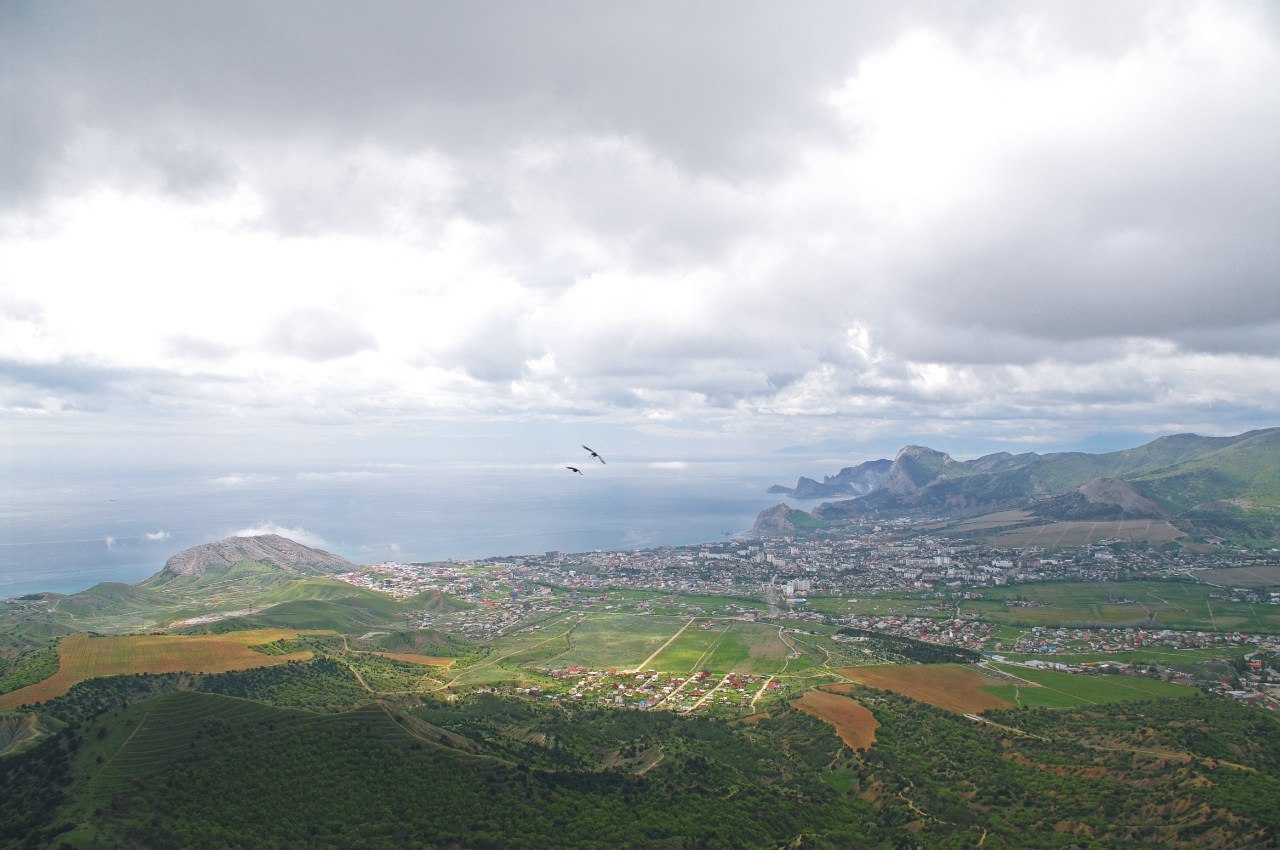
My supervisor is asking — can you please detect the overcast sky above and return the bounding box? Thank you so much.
[3,1,1279,467]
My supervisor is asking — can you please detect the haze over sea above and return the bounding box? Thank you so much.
[1,457,806,598]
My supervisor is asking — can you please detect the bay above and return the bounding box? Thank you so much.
[0,459,804,598]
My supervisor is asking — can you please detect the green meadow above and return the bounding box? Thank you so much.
[985,663,1200,709]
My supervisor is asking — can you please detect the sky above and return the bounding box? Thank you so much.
[3,1,1279,473]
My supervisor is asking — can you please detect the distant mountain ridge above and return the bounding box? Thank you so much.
[755,428,1280,542]
[144,534,353,586]
[768,458,892,498]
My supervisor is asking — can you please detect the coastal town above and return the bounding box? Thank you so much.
[333,526,1280,711]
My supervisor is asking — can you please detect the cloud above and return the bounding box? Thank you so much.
[268,311,377,362]
[1,3,1277,454]
[210,474,277,487]
[233,523,329,550]
[296,471,382,481]
[104,536,116,550]
[649,461,689,470]
[143,530,170,541]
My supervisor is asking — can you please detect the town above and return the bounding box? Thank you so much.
[333,526,1280,711]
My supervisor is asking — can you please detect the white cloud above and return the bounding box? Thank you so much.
[649,461,689,470]
[295,470,382,481]
[233,523,329,550]
[210,474,276,487]
[1,3,1277,454]
[104,536,116,550]
[143,530,170,541]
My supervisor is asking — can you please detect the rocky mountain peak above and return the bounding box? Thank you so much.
[147,534,354,585]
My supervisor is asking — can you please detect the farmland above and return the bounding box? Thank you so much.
[1191,566,1280,588]
[986,518,1185,547]
[649,620,809,675]
[960,580,1280,631]
[984,663,1200,709]
[542,613,689,670]
[835,664,1012,713]
[792,689,878,750]
[0,629,314,708]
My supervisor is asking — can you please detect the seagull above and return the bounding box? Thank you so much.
[582,444,606,464]
[566,466,583,475]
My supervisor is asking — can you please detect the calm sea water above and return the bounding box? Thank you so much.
[0,459,804,598]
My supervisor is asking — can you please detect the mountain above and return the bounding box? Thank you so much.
[768,459,892,498]
[143,534,354,586]
[758,428,1280,542]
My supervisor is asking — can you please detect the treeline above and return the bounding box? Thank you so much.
[29,658,370,728]
[0,646,59,696]
[836,628,981,664]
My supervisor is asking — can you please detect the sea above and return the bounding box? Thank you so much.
[0,458,811,598]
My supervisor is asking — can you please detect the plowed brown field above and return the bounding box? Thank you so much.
[0,629,314,709]
[835,664,1012,713]
[792,689,878,750]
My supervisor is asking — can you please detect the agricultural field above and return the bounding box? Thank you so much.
[928,510,1037,533]
[1002,646,1237,667]
[792,689,878,751]
[984,663,1200,709]
[1191,566,1280,588]
[543,613,691,670]
[962,580,1280,632]
[986,518,1184,547]
[0,629,314,709]
[803,591,948,620]
[835,664,1012,713]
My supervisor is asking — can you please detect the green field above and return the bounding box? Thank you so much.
[544,614,690,670]
[1002,647,1238,667]
[984,663,1200,709]
[962,581,1280,632]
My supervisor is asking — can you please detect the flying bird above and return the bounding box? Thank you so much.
[566,466,583,475]
[582,445,606,464]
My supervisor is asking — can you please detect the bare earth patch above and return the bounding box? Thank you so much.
[835,664,1013,713]
[792,689,878,750]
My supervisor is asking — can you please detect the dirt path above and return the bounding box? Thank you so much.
[632,617,697,673]
[750,676,775,708]
[963,713,1048,741]
[777,626,801,673]
[684,673,731,713]
[431,615,582,691]
[685,622,730,674]
[93,699,163,780]
[1146,591,1187,612]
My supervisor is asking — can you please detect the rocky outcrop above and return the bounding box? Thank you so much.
[752,504,803,537]
[768,459,891,498]
[882,445,954,495]
[147,534,353,584]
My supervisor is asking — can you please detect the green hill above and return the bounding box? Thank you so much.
[4,683,1280,850]
[805,428,1280,544]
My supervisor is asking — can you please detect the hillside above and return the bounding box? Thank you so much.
[144,534,353,586]
[758,428,1280,543]
[3,675,1279,849]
